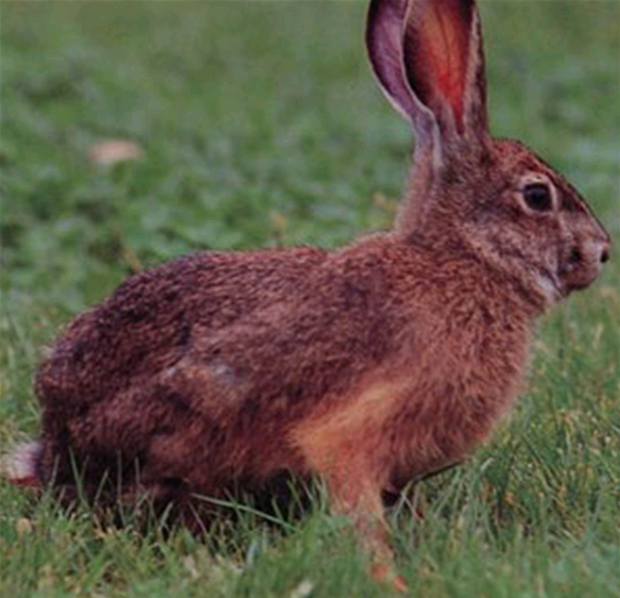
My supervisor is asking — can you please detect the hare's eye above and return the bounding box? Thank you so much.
[523,183,553,212]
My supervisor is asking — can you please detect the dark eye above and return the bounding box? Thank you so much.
[523,183,553,212]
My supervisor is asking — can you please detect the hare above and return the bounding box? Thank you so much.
[6,0,610,588]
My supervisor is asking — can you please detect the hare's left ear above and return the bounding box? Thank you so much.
[366,0,417,123]
[403,0,489,146]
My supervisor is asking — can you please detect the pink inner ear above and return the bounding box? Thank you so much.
[406,0,474,133]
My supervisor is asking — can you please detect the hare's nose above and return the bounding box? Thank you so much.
[597,228,611,264]
[600,245,610,264]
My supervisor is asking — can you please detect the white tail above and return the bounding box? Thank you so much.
[2,441,40,486]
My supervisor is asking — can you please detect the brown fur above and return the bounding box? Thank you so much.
[8,0,610,587]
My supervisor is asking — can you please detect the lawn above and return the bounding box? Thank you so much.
[1,1,619,597]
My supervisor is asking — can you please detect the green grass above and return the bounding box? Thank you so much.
[1,1,619,597]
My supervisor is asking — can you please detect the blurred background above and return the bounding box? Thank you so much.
[2,1,618,313]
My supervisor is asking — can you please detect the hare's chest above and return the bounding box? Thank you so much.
[388,340,530,486]
[388,381,516,488]
[288,305,529,485]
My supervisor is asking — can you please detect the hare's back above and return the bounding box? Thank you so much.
[35,246,329,412]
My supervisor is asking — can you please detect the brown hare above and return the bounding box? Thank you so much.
[6,0,610,589]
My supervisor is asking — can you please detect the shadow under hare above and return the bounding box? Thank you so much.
[6,0,610,589]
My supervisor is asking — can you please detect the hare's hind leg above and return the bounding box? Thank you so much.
[36,360,234,506]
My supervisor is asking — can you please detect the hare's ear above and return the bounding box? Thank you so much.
[367,0,441,163]
[402,0,488,144]
[366,0,417,123]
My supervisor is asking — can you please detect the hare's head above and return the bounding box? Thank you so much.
[367,0,610,307]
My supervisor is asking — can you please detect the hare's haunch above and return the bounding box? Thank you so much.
[6,0,610,588]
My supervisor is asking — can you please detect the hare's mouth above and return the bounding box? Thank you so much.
[536,269,565,303]
[562,272,600,294]
[558,257,603,295]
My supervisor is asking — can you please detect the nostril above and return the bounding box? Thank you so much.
[600,247,610,264]
[568,247,581,265]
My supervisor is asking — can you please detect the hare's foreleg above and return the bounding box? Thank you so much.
[290,405,406,590]
[320,455,407,592]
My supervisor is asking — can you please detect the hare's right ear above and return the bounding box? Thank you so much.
[367,0,489,157]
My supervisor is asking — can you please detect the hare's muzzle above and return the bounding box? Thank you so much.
[560,228,611,293]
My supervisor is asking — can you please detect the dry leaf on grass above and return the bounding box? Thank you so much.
[88,139,143,166]
[288,579,315,598]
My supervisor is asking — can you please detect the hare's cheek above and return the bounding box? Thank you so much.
[528,244,563,304]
